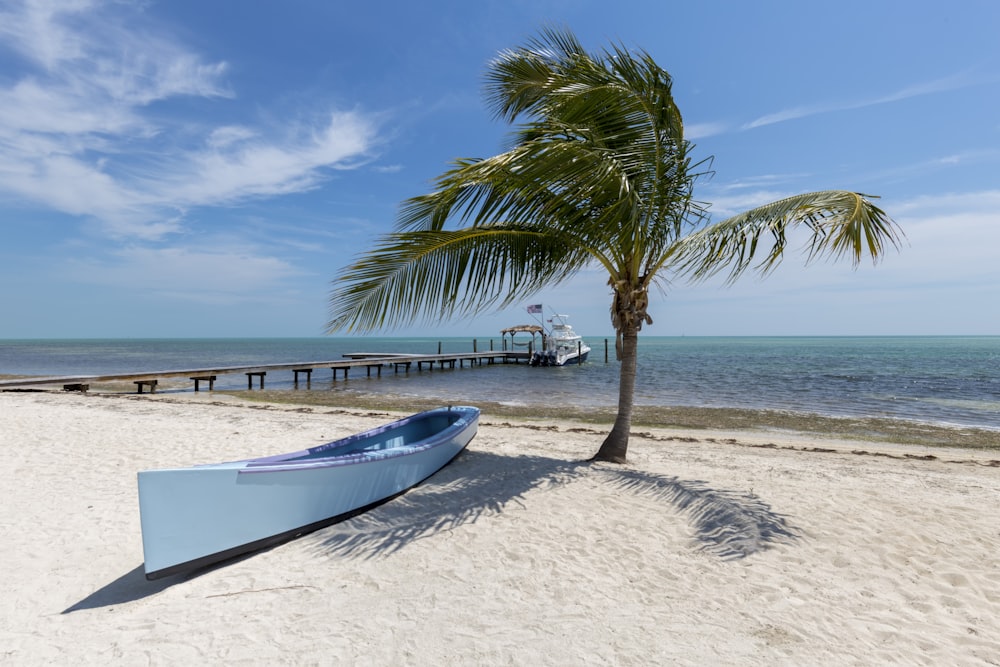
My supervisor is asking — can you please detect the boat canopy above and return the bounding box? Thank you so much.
[500,324,544,335]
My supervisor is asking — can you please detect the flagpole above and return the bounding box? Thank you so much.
[525,304,547,330]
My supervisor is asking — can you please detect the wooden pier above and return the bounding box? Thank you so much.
[0,350,530,393]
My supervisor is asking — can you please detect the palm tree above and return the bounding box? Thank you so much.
[327,28,902,463]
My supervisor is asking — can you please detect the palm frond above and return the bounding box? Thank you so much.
[671,191,904,284]
[327,226,590,332]
[398,140,645,249]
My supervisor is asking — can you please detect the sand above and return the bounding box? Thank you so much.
[1,390,998,665]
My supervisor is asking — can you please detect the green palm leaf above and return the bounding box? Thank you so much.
[672,191,904,284]
[328,226,589,332]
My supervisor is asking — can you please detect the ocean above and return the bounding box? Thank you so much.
[2,336,999,432]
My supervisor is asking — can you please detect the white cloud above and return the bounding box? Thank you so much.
[65,244,305,304]
[890,189,1000,218]
[698,188,791,219]
[684,121,729,139]
[207,126,258,150]
[0,78,139,135]
[0,0,93,69]
[743,72,990,130]
[660,187,1000,304]
[682,72,992,143]
[149,112,377,209]
[884,190,1000,274]
[656,188,1000,333]
[694,173,818,218]
[0,0,378,239]
[0,0,232,100]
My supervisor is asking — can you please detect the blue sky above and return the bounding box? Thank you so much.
[1,0,999,339]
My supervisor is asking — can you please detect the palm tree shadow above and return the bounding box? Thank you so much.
[595,467,801,559]
[312,450,801,560]
[311,450,588,559]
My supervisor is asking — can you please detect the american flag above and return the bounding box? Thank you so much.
[526,304,542,314]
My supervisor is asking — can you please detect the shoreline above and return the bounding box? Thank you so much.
[8,378,995,450]
[231,389,1000,450]
[88,390,1000,466]
[2,389,999,664]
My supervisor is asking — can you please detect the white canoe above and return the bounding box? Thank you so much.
[138,406,479,579]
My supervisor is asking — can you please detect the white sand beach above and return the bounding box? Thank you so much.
[1,390,998,665]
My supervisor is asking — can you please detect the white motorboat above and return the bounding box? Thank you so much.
[530,313,591,366]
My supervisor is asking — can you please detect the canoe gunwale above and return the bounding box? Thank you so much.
[237,406,477,474]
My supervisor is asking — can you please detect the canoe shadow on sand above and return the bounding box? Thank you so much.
[64,449,799,613]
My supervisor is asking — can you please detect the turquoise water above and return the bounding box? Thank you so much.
[1,336,998,431]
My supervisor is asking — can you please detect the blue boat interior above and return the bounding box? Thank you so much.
[285,411,465,462]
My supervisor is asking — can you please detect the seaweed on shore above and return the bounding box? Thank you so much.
[221,389,1000,451]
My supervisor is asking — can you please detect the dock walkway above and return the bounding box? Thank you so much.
[0,350,529,393]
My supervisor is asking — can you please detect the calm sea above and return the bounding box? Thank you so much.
[1,336,998,431]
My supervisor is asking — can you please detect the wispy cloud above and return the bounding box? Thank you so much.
[857,148,1000,186]
[743,72,989,130]
[700,189,793,219]
[891,188,1000,218]
[64,243,306,304]
[685,121,730,140]
[0,0,378,239]
[696,174,812,218]
[146,112,377,209]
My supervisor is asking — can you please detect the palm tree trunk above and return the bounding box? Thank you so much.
[592,328,638,463]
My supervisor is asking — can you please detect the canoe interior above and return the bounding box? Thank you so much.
[248,411,465,467]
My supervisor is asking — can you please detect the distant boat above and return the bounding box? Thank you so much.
[531,313,591,366]
[137,406,479,579]
[530,314,591,366]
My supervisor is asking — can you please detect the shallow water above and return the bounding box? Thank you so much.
[2,336,998,432]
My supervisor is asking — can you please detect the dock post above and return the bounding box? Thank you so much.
[578,341,583,364]
[293,369,312,389]
[135,380,158,394]
[605,338,609,363]
[191,375,216,392]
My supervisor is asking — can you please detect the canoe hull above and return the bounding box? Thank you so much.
[138,406,478,579]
